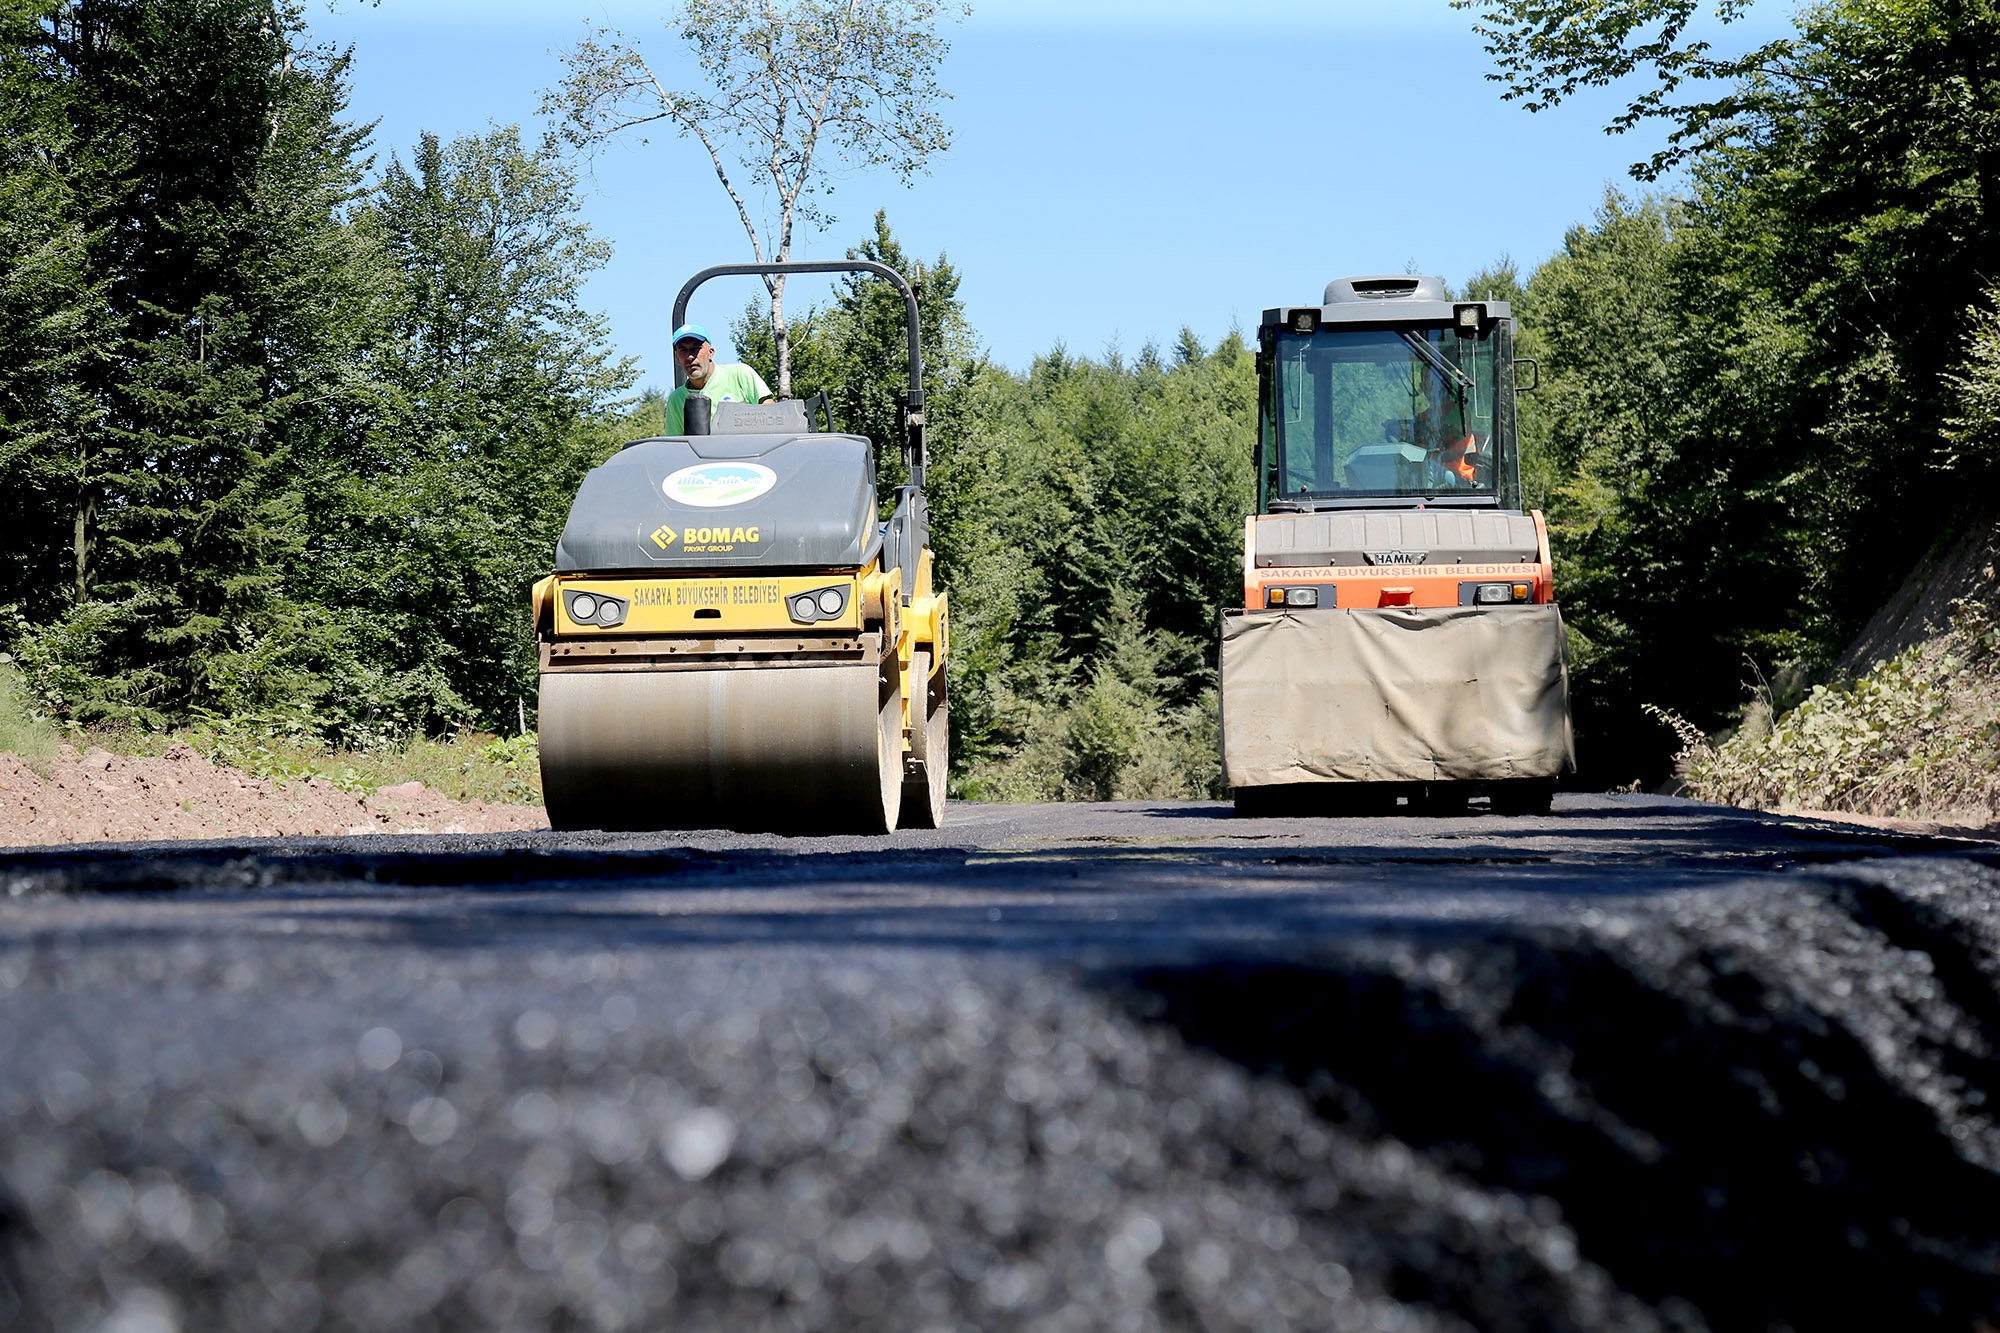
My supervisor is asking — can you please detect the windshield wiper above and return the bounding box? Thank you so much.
[1398,331,1472,398]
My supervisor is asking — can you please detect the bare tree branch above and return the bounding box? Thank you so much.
[542,0,962,393]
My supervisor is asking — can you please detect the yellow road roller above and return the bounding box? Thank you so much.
[533,260,948,833]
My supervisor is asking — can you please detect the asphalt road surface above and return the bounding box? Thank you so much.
[4,794,2000,1332]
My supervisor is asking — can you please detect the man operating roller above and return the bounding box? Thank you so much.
[665,323,775,434]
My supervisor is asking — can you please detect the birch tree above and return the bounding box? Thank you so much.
[546,0,960,395]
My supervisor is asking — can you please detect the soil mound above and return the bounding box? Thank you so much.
[0,743,546,847]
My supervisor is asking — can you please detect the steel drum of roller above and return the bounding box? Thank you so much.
[540,660,902,834]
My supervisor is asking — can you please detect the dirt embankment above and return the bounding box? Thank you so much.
[1840,506,2000,674]
[0,743,546,847]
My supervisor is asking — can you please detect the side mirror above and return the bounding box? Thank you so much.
[1514,357,1540,393]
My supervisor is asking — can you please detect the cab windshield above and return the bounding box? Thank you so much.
[1265,325,1508,502]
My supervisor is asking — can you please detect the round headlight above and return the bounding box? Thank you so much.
[598,601,624,625]
[793,596,817,619]
[817,589,844,615]
[571,593,597,620]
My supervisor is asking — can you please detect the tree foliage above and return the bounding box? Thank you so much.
[1452,0,1801,178]
[930,325,1254,799]
[289,128,636,735]
[0,4,632,739]
[0,0,382,723]
[7,0,1995,812]
[1493,0,2000,782]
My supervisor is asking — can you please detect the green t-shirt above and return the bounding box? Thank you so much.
[665,364,774,433]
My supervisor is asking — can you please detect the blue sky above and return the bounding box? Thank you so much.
[313,0,1792,388]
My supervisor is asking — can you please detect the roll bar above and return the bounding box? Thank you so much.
[672,260,927,486]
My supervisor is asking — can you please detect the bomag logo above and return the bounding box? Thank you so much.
[682,526,761,545]
[663,462,777,508]
[1365,550,1430,566]
[650,522,765,554]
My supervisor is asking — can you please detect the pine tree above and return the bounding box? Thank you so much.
[1,0,385,724]
[290,126,634,734]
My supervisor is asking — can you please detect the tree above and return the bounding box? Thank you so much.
[290,127,636,735]
[546,0,961,395]
[0,0,387,725]
[0,0,115,616]
[1449,0,2000,784]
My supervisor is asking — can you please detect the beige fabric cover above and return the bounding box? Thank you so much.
[1220,605,1576,786]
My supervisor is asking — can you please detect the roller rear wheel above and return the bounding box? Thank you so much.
[899,649,948,829]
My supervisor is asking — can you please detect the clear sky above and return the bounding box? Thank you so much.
[312,0,1791,388]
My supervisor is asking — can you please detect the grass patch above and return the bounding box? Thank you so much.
[83,720,545,807]
[0,662,61,777]
[1663,598,2000,826]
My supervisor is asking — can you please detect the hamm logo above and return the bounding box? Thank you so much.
[663,462,776,508]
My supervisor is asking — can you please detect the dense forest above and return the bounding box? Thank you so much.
[1,0,1996,797]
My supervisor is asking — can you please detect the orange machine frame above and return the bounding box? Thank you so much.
[1241,511,1555,611]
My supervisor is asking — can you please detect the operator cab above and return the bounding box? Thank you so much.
[1257,275,1521,513]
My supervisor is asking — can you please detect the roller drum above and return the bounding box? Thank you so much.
[898,648,948,829]
[539,661,902,834]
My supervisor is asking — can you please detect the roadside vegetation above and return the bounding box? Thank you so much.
[1667,595,2000,825]
[1,0,1997,817]
[0,670,545,804]
[0,665,59,778]
[1663,292,2000,827]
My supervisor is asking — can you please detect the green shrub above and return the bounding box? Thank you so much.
[954,589,1224,802]
[1668,598,2000,823]
[0,661,62,776]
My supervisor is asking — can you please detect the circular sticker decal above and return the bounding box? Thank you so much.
[663,462,777,508]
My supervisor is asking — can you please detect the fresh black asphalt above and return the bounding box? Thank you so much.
[2,795,1998,1331]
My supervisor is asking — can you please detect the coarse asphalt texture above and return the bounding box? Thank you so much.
[2,794,1999,1332]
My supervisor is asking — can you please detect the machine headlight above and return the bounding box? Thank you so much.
[1265,586,1328,609]
[1462,580,1534,606]
[788,585,851,624]
[562,589,629,626]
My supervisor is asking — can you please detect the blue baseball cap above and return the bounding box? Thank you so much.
[671,323,710,347]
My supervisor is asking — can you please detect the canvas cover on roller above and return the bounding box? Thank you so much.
[1220,605,1575,786]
